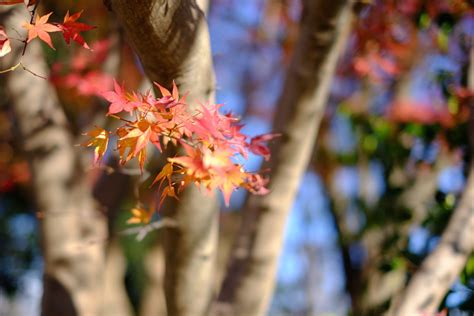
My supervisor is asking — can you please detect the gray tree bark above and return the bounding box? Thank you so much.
[93,161,134,316]
[139,241,167,316]
[1,7,107,316]
[215,1,353,315]
[387,38,474,316]
[107,1,219,315]
[388,166,474,315]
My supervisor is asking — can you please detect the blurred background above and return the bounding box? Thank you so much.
[0,0,473,315]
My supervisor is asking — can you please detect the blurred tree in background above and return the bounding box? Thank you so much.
[0,0,473,316]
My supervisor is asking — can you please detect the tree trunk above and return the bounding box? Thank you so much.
[387,39,474,316]
[215,1,353,315]
[139,241,167,316]
[387,165,474,315]
[1,7,107,316]
[107,1,219,315]
[93,161,134,316]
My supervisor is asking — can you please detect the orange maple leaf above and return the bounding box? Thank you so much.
[151,162,174,187]
[168,144,209,181]
[22,12,61,49]
[158,185,178,210]
[217,165,245,206]
[169,145,245,206]
[116,123,154,171]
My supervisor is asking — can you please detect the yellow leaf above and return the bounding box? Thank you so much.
[126,206,152,224]
[81,127,109,164]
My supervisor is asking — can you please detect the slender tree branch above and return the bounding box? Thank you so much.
[387,38,474,316]
[21,0,40,56]
[388,165,474,315]
[214,1,353,315]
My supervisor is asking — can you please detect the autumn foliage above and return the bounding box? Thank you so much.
[0,2,276,225]
[83,81,276,223]
[0,3,276,212]
[0,3,94,59]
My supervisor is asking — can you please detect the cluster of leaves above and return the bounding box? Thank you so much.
[353,0,470,82]
[0,2,101,191]
[23,10,93,50]
[312,0,474,312]
[83,81,277,223]
[346,0,473,128]
[0,1,277,226]
[0,1,94,60]
[50,39,113,98]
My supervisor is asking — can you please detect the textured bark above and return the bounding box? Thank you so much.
[216,213,243,290]
[1,8,107,316]
[215,1,353,315]
[140,242,167,316]
[102,239,134,316]
[387,166,474,315]
[387,40,474,316]
[108,1,219,315]
[108,0,215,105]
[93,162,133,316]
[359,153,452,314]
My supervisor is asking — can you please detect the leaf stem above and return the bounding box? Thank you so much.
[20,62,47,79]
[0,61,21,74]
[21,0,41,56]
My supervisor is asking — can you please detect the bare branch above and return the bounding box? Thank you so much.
[215,0,353,314]
[387,37,474,316]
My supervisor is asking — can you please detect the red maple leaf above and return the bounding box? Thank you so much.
[153,81,187,110]
[191,104,231,142]
[248,133,279,160]
[61,70,113,97]
[58,10,95,50]
[245,173,269,195]
[102,80,137,114]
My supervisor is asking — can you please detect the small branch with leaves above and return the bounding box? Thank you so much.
[82,80,278,225]
[0,1,94,77]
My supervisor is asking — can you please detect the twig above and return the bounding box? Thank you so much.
[20,62,47,79]
[0,61,21,73]
[0,61,47,79]
[21,0,40,56]
[86,164,151,177]
[10,27,23,39]
[120,218,178,241]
